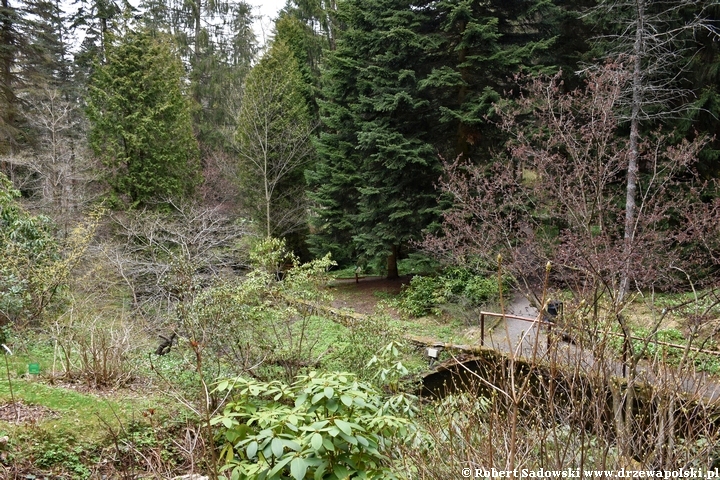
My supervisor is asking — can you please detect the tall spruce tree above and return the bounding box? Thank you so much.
[86,27,200,207]
[138,0,256,151]
[70,0,127,80]
[308,0,584,274]
[274,13,324,118]
[285,0,338,50]
[308,0,439,277]
[0,0,29,153]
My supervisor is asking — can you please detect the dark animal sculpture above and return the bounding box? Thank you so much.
[155,333,177,355]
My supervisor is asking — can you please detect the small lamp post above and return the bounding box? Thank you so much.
[426,347,439,367]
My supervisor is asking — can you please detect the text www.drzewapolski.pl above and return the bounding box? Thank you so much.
[461,467,717,478]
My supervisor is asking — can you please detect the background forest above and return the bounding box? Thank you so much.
[3,0,720,477]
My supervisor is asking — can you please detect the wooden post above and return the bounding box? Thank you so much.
[480,313,485,346]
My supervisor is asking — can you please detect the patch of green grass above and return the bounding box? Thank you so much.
[0,328,187,443]
[329,265,360,279]
[0,377,162,441]
[1,330,56,378]
[289,314,349,355]
[0,347,195,478]
[385,316,471,344]
[0,377,194,477]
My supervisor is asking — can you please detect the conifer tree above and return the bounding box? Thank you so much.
[0,0,27,153]
[138,0,256,151]
[309,0,439,277]
[420,0,586,160]
[308,0,588,274]
[86,28,200,207]
[273,13,323,117]
[70,0,127,78]
[0,0,72,154]
[669,0,720,177]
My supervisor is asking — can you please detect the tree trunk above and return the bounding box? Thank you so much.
[387,245,399,279]
[456,18,470,158]
[192,0,203,105]
[0,0,16,155]
[619,0,644,303]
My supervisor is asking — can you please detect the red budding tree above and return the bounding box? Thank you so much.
[424,63,717,312]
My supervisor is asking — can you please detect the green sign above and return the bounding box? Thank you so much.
[28,363,40,375]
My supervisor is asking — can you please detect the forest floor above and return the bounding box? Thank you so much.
[328,275,408,316]
[327,274,536,346]
[326,275,473,342]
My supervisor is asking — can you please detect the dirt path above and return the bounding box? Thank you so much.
[328,276,409,316]
[481,295,720,401]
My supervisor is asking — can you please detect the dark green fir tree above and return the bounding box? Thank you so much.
[308,0,439,277]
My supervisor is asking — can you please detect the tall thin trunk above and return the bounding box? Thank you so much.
[100,17,108,62]
[0,0,16,155]
[192,0,202,105]
[620,0,644,303]
[266,197,271,237]
[325,0,337,50]
[54,0,70,87]
[456,18,470,158]
[387,245,399,279]
[265,157,271,237]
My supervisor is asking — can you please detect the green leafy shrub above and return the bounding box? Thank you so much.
[0,173,60,325]
[187,238,337,382]
[398,267,503,317]
[212,371,416,479]
[329,315,405,381]
[0,176,102,328]
[396,253,439,276]
[461,275,500,306]
[398,275,444,317]
[14,429,94,478]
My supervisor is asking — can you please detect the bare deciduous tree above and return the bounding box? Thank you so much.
[426,65,712,301]
[109,200,251,320]
[422,67,719,459]
[586,0,719,300]
[0,86,98,230]
[234,41,316,238]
